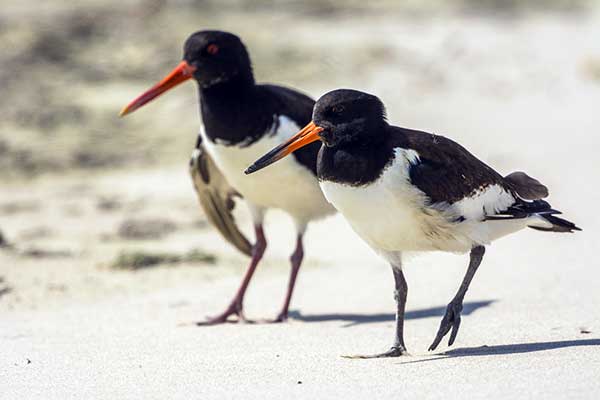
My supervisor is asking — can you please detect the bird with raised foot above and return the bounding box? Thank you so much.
[246,89,580,357]
[120,31,335,324]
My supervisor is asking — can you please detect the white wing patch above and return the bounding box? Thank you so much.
[442,184,548,247]
[450,184,516,221]
[404,149,421,166]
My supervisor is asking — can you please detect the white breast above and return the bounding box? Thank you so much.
[320,148,471,253]
[201,115,335,226]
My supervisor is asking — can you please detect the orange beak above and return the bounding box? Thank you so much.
[119,61,197,117]
[245,121,324,174]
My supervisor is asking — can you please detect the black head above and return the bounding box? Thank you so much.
[183,30,254,88]
[244,89,388,175]
[313,89,387,147]
[120,30,255,116]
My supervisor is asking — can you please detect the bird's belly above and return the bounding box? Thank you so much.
[201,118,333,223]
[320,180,431,251]
[320,151,473,253]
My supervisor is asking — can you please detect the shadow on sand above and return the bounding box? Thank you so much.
[0,286,12,299]
[398,338,600,364]
[289,300,495,327]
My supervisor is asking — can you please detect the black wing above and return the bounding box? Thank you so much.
[391,126,509,204]
[389,127,580,232]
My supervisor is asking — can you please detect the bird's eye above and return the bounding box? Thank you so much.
[206,44,219,55]
[332,105,345,114]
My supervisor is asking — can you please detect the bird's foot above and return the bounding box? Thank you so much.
[342,346,408,359]
[195,303,253,326]
[429,300,463,351]
[270,311,289,323]
[254,312,289,324]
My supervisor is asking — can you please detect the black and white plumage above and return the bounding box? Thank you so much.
[121,31,334,324]
[189,134,252,256]
[247,89,580,357]
[317,126,576,254]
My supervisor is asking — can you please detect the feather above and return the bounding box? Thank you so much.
[504,171,549,200]
[189,138,252,256]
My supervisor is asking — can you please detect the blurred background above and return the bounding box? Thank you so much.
[1,0,599,312]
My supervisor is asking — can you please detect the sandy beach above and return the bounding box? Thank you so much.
[1,1,600,398]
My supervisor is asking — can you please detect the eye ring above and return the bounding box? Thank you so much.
[332,105,345,114]
[206,44,219,55]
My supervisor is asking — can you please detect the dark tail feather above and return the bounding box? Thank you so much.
[486,199,558,221]
[504,171,549,200]
[529,214,582,233]
[488,198,581,233]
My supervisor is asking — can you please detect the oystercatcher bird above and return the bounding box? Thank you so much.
[246,89,580,357]
[120,31,335,324]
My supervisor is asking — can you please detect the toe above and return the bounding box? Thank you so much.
[342,346,408,359]
[196,305,244,326]
[447,315,462,346]
[429,303,463,350]
[273,313,288,323]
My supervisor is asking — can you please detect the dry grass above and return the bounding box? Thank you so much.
[582,57,600,82]
[110,249,217,270]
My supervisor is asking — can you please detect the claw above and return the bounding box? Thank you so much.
[272,312,288,323]
[195,303,253,326]
[342,346,408,359]
[448,313,462,346]
[429,301,463,351]
[253,313,289,324]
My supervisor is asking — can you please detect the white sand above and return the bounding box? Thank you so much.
[3,211,599,399]
[2,10,600,399]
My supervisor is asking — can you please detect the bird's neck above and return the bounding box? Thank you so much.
[318,127,394,186]
[198,75,272,146]
[201,69,255,96]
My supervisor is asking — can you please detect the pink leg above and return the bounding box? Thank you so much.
[197,225,267,325]
[273,234,304,322]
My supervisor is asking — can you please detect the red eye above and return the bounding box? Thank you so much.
[332,105,345,114]
[206,44,219,55]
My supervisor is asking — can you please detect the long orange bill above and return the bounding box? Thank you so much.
[245,121,324,175]
[119,61,197,117]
